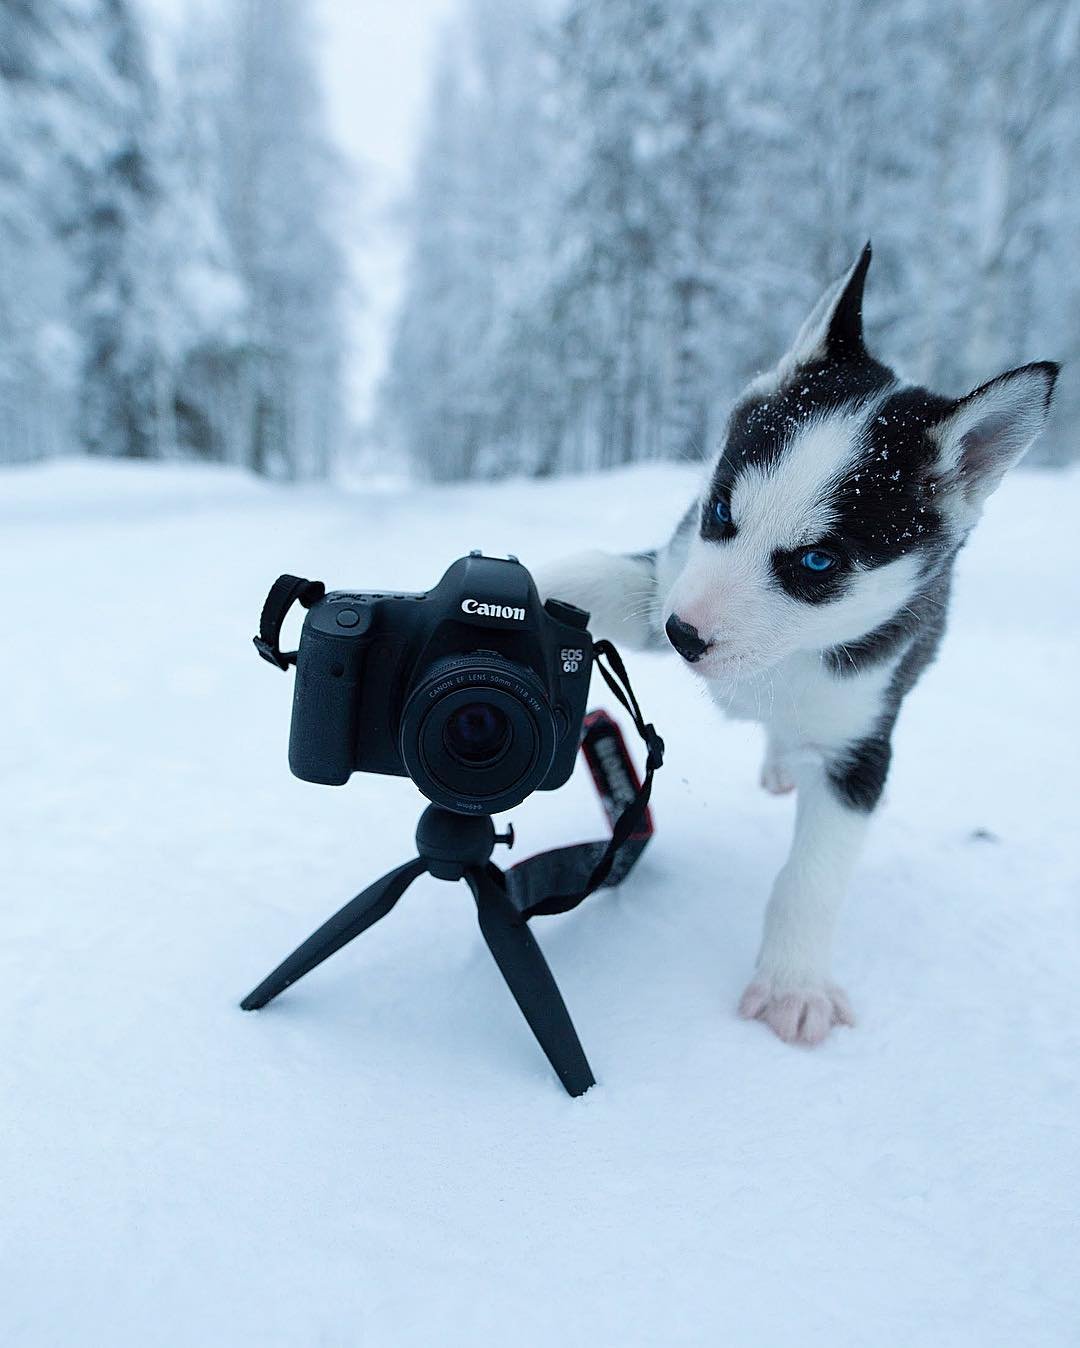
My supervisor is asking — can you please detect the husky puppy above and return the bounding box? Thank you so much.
[540,245,1058,1046]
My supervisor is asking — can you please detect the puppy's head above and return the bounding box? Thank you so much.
[663,244,1058,680]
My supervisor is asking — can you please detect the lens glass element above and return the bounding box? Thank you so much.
[442,701,511,766]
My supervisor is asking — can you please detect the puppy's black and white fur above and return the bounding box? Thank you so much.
[540,245,1059,1046]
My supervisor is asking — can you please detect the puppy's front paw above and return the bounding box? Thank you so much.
[738,978,854,1046]
[759,757,796,795]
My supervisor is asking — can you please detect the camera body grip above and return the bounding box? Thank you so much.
[288,624,369,785]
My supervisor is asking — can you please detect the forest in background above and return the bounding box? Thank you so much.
[385,0,1080,477]
[2,0,1078,481]
[0,0,345,479]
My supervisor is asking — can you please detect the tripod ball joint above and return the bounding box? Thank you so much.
[415,806,499,879]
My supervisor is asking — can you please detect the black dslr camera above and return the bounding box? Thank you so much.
[287,553,593,814]
[248,552,663,1095]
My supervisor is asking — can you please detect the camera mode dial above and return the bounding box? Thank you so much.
[543,598,590,630]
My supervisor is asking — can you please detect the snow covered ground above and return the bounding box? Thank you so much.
[2,458,1078,1347]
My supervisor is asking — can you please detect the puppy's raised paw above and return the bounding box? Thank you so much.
[739,979,854,1046]
[759,758,796,795]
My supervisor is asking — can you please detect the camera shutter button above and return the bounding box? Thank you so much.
[336,608,361,628]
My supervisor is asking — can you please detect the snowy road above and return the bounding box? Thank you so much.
[2,459,1078,1346]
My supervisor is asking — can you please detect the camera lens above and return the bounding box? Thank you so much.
[400,655,559,815]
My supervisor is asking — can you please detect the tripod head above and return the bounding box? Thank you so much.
[414,806,514,881]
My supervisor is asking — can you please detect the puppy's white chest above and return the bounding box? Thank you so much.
[710,651,899,753]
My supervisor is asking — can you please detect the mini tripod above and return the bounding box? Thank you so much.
[241,805,595,1096]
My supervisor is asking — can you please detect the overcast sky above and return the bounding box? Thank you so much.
[314,0,458,423]
[317,0,459,421]
[317,0,455,189]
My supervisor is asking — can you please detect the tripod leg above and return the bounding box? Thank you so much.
[241,858,426,1010]
[468,865,595,1097]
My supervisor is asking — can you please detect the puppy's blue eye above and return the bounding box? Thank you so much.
[714,499,732,525]
[801,550,836,572]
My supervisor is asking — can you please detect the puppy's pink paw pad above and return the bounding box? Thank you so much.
[738,980,854,1046]
[759,761,796,795]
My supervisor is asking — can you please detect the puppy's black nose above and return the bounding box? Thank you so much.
[665,613,711,663]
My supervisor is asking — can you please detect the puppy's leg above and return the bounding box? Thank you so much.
[739,762,871,1045]
[534,550,659,648]
[759,729,799,795]
[759,737,831,796]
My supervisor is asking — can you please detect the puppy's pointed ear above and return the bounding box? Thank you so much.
[780,243,872,375]
[930,361,1059,521]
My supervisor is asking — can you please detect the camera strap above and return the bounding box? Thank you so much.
[253,576,665,921]
[504,640,665,922]
[253,574,326,670]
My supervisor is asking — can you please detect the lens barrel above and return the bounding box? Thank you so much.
[400,655,558,814]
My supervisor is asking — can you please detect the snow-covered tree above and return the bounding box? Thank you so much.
[1,0,350,477]
[0,0,110,463]
[154,2,246,466]
[389,0,1080,478]
[216,0,347,479]
[65,0,165,460]
[384,0,551,481]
